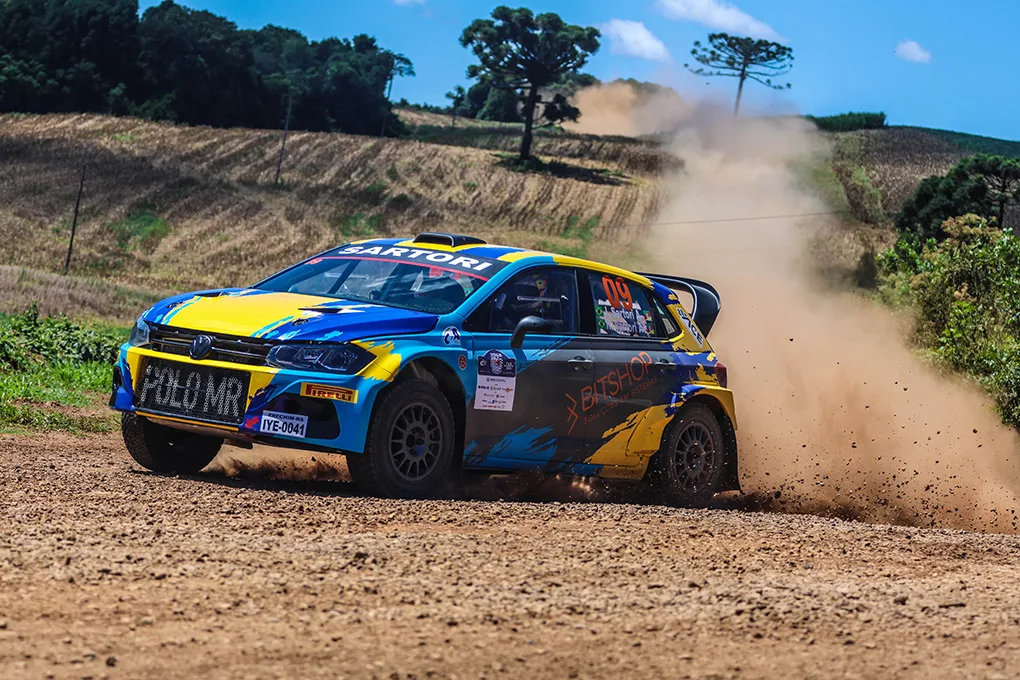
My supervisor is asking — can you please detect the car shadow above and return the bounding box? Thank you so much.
[131,466,738,509]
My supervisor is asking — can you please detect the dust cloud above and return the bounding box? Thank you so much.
[577,82,1020,533]
[207,447,350,482]
[565,81,693,137]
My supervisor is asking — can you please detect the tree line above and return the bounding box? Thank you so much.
[0,0,412,135]
[0,2,796,158]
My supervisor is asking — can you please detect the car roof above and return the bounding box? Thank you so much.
[341,237,652,287]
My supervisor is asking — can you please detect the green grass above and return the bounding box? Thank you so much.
[535,240,588,258]
[0,308,124,434]
[794,159,852,218]
[0,403,114,435]
[106,210,170,251]
[537,215,602,259]
[331,212,381,238]
[0,362,112,405]
[110,132,140,144]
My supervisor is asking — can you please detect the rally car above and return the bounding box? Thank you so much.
[110,232,738,505]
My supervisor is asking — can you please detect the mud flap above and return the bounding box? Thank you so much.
[719,411,741,492]
[109,366,123,409]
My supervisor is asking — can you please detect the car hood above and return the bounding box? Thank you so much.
[144,288,438,342]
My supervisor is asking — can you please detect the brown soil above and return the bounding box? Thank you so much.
[3,432,1020,679]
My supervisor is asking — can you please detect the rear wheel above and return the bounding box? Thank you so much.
[121,412,222,474]
[648,403,725,507]
[347,379,456,499]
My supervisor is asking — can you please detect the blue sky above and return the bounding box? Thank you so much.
[139,0,1018,140]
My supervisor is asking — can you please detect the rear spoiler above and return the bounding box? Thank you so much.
[638,273,722,338]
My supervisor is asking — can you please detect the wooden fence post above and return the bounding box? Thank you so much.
[63,163,87,275]
[274,91,293,185]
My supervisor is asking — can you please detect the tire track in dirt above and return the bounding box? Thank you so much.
[3,433,1020,679]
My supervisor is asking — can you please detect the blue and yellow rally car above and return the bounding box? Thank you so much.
[111,233,738,504]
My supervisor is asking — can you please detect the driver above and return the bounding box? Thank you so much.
[509,271,551,316]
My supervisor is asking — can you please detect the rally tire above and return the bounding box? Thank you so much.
[121,412,223,474]
[348,379,456,499]
[648,403,726,508]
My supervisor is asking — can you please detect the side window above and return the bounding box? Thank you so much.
[480,268,578,334]
[652,295,680,337]
[588,273,658,339]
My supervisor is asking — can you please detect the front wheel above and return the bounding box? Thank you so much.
[121,412,223,474]
[346,379,456,499]
[648,403,725,507]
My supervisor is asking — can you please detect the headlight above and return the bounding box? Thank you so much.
[266,343,373,374]
[129,317,150,348]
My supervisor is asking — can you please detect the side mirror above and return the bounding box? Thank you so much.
[510,315,554,349]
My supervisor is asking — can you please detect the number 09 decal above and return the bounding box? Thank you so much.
[601,276,634,311]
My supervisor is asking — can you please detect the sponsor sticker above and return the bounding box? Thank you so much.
[673,305,704,347]
[476,350,517,412]
[335,245,507,276]
[260,411,309,438]
[301,383,358,404]
[442,326,462,346]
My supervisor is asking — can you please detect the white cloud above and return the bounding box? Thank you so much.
[601,19,672,63]
[393,0,424,5]
[895,40,931,64]
[656,0,783,42]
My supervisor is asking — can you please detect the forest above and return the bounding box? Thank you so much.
[0,0,410,135]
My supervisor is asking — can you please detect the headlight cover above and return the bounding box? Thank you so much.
[129,317,150,348]
[266,343,374,374]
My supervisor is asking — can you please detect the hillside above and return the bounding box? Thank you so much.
[1,110,1017,320]
[0,113,666,295]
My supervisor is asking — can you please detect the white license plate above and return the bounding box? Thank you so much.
[259,411,309,438]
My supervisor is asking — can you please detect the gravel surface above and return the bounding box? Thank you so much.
[3,432,1020,679]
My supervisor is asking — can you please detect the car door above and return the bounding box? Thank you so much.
[578,270,682,476]
[461,267,594,472]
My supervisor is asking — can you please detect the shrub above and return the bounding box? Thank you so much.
[896,155,1020,241]
[388,193,413,211]
[3,303,121,364]
[879,214,1020,427]
[805,112,887,132]
[0,328,26,370]
[357,181,388,206]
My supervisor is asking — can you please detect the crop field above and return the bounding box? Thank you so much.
[0,113,671,292]
[835,127,969,216]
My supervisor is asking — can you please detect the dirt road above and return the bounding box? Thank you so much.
[3,433,1020,680]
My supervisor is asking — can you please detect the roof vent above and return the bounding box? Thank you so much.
[412,232,487,248]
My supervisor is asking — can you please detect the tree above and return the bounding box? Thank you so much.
[445,86,466,127]
[0,0,410,136]
[0,55,57,112]
[897,155,1020,241]
[0,0,141,114]
[685,33,793,115]
[460,7,600,160]
[966,155,1020,228]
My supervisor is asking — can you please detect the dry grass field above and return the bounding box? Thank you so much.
[0,266,164,323]
[836,127,969,215]
[1,110,1014,312]
[0,113,667,294]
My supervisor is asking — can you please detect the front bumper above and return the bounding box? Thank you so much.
[110,346,379,454]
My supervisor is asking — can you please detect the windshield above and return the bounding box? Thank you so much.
[257,255,492,314]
